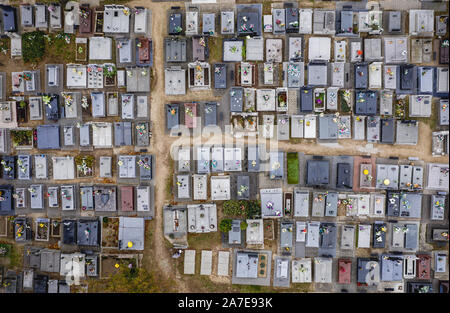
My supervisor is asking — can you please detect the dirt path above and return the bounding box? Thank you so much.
[130,0,228,292]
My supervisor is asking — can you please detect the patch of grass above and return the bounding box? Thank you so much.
[208,36,222,63]
[219,218,232,233]
[22,31,46,64]
[409,100,438,131]
[287,283,312,293]
[46,32,76,63]
[145,219,154,241]
[287,152,299,184]
[75,155,95,178]
[233,282,311,293]
[181,268,232,293]
[262,0,272,15]
[11,0,66,3]
[340,90,353,113]
[150,68,156,90]
[8,245,23,269]
[223,200,244,217]
[430,242,448,250]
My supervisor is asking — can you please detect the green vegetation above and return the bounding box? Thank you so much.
[287,152,299,184]
[245,200,261,219]
[165,160,174,199]
[150,68,156,90]
[289,138,303,144]
[6,244,23,268]
[409,98,437,131]
[46,31,76,63]
[219,218,232,233]
[22,31,46,63]
[22,30,75,63]
[223,200,244,217]
[262,0,272,15]
[240,221,248,231]
[88,267,172,293]
[395,96,407,119]
[76,41,87,61]
[0,243,11,257]
[188,232,221,250]
[223,200,261,219]
[339,89,352,113]
[75,155,95,178]
[314,91,325,110]
[233,285,275,293]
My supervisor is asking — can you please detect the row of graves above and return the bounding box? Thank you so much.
[163,4,449,156]
[0,4,154,292]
